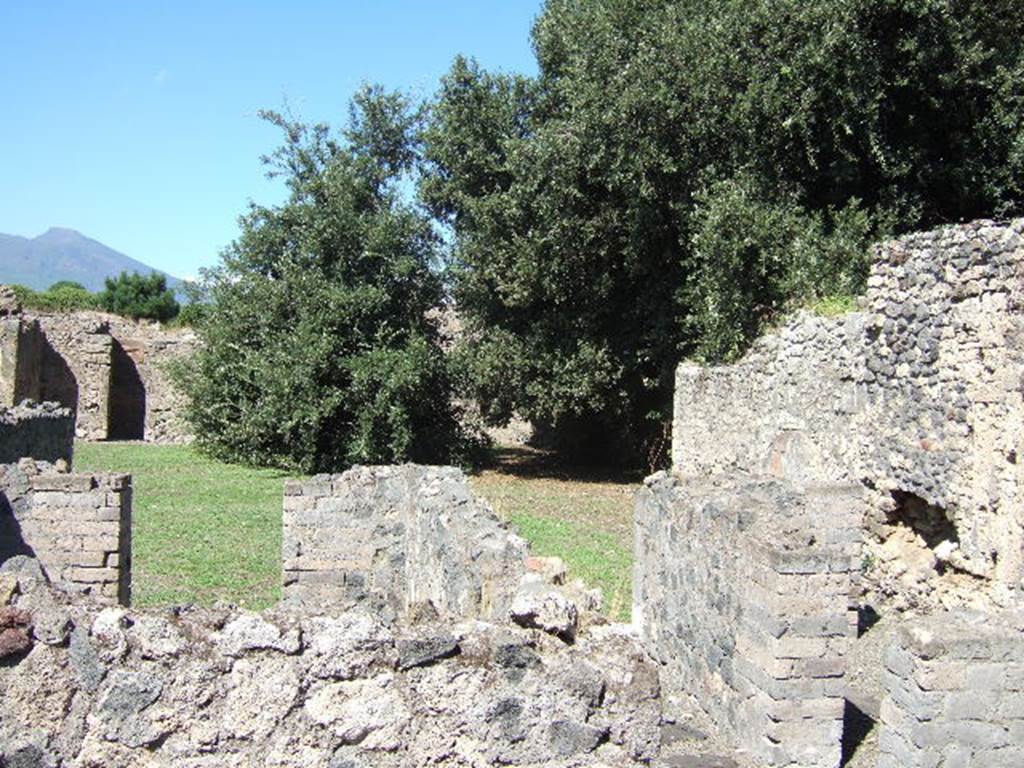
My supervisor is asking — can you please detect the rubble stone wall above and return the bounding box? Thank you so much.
[0,575,662,768]
[283,465,528,622]
[0,402,74,465]
[104,315,198,443]
[0,315,45,406]
[672,220,1024,602]
[878,609,1024,767]
[36,314,114,440]
[635,472,860,768]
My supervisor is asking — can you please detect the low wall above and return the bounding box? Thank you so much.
[283,465,527,621]
[879,609,1024,767]
[0,403,131,604]
[634,472,861,768]
[1,464,131,604]
[0,403,74,465]
[0,577,662,767]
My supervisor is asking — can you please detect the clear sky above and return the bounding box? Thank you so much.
[0,1,542,280]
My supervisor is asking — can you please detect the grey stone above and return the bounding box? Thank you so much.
[395,635,459,670]
[547,720,608,756]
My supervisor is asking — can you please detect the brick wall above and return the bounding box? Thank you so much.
[879,609,1024,767]
[2,464,132,604]
[283,465,527,621]
[634,472,861,768]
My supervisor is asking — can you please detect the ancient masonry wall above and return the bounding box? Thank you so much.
[672,219,1024,604]
[9,469,131,603]
[0,300,198,444]
[0,403,74,465]
[0,315,44,407]
[283,465,528,621]
[34,314,114,441]
[104,315,198,443]
[0,587,662,768]
[879,609,1024,767]
[0,405,131,604]
[635,473,860,768]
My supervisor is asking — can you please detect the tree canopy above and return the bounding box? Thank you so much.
[422,0,1024,463]
[177,87,475,472]
[99,271,180,322]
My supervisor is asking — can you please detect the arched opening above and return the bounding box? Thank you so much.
[108,339,146,440]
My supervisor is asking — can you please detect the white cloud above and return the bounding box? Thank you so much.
[154,68,169,86]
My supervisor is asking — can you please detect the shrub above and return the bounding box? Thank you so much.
[175,87,478,473]
[98,272,180,322]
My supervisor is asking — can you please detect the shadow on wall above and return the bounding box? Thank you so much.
[108,339,145,440]
[0,489,35,564]
[39,337,77,416]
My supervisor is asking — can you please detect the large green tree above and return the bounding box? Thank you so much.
[423,0,1024,464]
[178,87,473,472]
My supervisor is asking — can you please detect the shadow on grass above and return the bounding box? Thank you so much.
[475,445,644,486]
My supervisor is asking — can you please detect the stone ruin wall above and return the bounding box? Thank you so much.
[878,608,1024,767]
[644,219,1024,765]
[4,220,1023,767]
[283,465,529,623]
[0,287,198,444]
[0,407,675,768]
[673,219,1024,611]
[0,401,74,465]
[635,473,861,767]
[0,404,132,604]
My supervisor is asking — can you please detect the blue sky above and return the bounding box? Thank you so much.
[0,1,542,279]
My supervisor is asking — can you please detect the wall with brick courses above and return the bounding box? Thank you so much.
[672,219,1024,606]
[0,403,131,604]
[283,465,528,621]
[0,402,74,465]
[878,609,1024,767]
[19,470,132,603]
[634,472,861,768]
[104,315,198,443]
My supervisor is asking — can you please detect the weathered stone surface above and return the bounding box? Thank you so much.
[1,435,132,604]
[0,606,32,657]
[635,472,859,768]
[672,219,1024,612]
[878,608,1024,768]
[0,590,664,767]
[510,575,580,641]
[283,465,531,624]
[0,295,199,443]
[395,634,460,670]
[0,402,73,465]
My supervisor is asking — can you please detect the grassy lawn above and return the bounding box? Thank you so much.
[470,448,638,621]
[74,442,638,620]
[75,442,290,609]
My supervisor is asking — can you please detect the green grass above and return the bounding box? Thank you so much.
[810,293,860,317]
[470,448,637,621]
[74,442,637,621]
[75,442,291,609]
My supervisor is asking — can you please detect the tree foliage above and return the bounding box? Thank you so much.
[177,87,474,473]
[10,281,100,312]
[422,0,1024,462]
[98,271,180,321]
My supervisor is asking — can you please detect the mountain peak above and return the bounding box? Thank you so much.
[0,228,182,293]
[37,227,85,241]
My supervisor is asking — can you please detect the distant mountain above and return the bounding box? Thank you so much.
[0,228,183,294]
